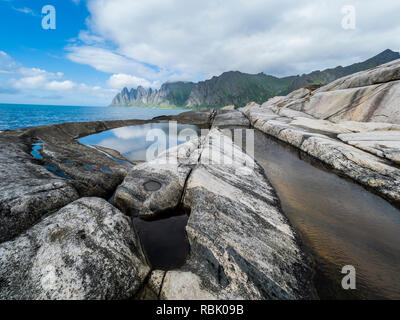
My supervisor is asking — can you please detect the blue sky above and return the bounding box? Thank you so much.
[1,0,400,106]
[0,0,115,105]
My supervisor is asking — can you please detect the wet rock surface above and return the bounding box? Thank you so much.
[114,138,201,217]
[160,130,315,300]
[0,197,149,300]
[110,126,315,300]
[240,105,400,205]
[5,65,400,300]
[0,115,211,243]
[0,112,227,300]
[153,109,215,127]
[0,136,79,243]
[211,110,250,128]
[239,60,400,205]
[0,119,160,243]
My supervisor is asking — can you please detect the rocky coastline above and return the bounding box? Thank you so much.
[239,59,400,207]
[1,59,400,300]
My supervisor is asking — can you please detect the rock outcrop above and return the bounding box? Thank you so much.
[0,120,155,242]
[159,130,315,300]
[239,58,400,205]
[0,136,79,243]
[264,58,400,124]
[153,109,215,128]
[211,110,250,129]
[0,111,316,300]
[0,111,217,243]
[112,127,315,299]
[0,197,150,300]
[337,131,400,164]
[114,138,201,217]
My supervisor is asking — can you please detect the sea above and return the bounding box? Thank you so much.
[0,103,188,131]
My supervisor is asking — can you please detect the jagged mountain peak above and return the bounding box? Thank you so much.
[111,49,400,108]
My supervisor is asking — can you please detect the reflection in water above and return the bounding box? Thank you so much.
[42,165,70,179]
[31,140,44,160]
[253,130,400,299]
[78,123,200,162]
[133,212,190,271]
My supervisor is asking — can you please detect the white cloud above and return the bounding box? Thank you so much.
[12,6,36,16]
[18,67,63,78]
[72,0,400,80]
[12,67,73,91]
[45,80,76,91]
[0,51,116,105]
[66,46,161,79]
[77,31,104,45]
[0,51,18,74]
[107,73,154,89]
[13,75,47,89]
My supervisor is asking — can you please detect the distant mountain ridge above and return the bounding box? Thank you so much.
[110,49,400,108]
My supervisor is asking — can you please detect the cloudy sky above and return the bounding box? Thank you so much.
[1,0,400,106]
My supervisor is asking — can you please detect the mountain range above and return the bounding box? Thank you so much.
[110,49,400,108]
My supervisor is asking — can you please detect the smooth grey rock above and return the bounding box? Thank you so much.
[277,108,315,119]
[0,197,150,300]
[337,121,400,133]
[0,120,168,243]
[160,271,217,300]
[1,120,156,199]
[317,58,400,91]
[40,140,129,198]
[285,87,312,100]
[303,81,400,123]
[0,136,79,243]
[261,96,286,108]
[241,108,400,204]
[338,131,400,142]
[114,138,202,217]
[154,109,214,127]
[338,131,400,164]
[239,59,400,204]
[252,59,400,124]
[212,110,250,128]
[290,117,352,135]
[300,136,400,201]
[161,130,315,300]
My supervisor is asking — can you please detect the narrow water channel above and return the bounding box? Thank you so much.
[79,123,400,298]
[253,130,400,299]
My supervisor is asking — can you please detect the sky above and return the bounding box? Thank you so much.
[0,0,400,106]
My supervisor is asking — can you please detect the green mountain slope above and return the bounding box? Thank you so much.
[111,49,400,108]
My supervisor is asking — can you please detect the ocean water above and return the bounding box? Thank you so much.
[0,103,188,131]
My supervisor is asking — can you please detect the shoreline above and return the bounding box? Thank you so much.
[1,108,399,299]
[1,60,400,299]
[0,110,316,299]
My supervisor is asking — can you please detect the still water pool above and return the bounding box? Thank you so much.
[78,122,200,162]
